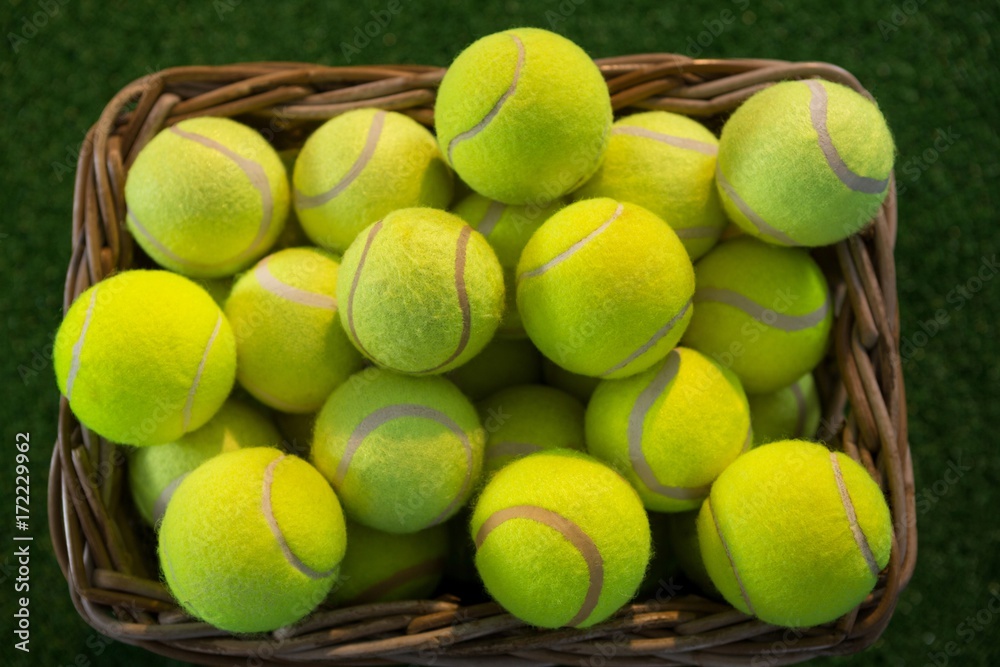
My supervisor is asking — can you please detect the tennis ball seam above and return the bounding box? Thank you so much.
[346,220,475,373]
[262,455,339,579]
[693,286,831,332]
[333,403,475,527]
[152,473,189,526]
[294,110,385,210]
[475,200,507,237]
[705,497,757,616]
[348,555,448,605]
[63,286,99,400]
[128,125,276,272]
[829,452,881,578]
[475,504,603,627]
[446,33,525,165]
[254,254,338,309]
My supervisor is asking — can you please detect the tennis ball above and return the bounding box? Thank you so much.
[586,347,751,512]
[294,108,453,253]
[697,440,893,627]
[436,28,612,205]
[159,447,347,633]
[575,111,727,261]
[749,373,822,444]
[479,385,585,474]
[192,277,233,307]
[226,247,365,413]
[667,509,718,596]
[517,198,695,379]
[681,237,833,394]
[125,117,289,278]
[128,398,282,526]
[53,271,236,446]
[446,337,542,401]
[717,80,895,247]
[542,358,601,404]
[338,208,505,374]
[330,522,448,606]
[312,368,485,533]
[471,450,651,628]
[452,193,564,337]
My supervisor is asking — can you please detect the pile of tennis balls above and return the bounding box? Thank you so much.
[53,27,898,634]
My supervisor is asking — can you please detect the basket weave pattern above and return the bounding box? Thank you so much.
[50,56,916,666]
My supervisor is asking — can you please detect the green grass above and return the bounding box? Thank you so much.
[2,0,998,665]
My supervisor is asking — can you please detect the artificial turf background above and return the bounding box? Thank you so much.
[2,1,998,665]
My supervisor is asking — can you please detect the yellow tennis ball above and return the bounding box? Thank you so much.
[586,347,751,512]
[748,372,823,444]
[436,28,612,205]
[575,111,727,261]
[53,271,236,446]
[338,208,505,374]
[159,447,347,633]
[125,117,289,277]
[478,385,585,475]
[717,80,895,247]
[541,357,601,404]
[293,108,454,253]
[517,198,695,379]
[697,440,893,627]
[681,237,833,394]
[471,450,651,628]
[330,522,448,606]
[128,398,282,526]
[446,337,542,401]
[225,247,365,413]
[311,368,485,534]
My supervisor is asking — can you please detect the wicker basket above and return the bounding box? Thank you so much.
[50,55,916,666]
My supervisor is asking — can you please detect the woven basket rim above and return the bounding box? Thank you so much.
[49,54,916,667]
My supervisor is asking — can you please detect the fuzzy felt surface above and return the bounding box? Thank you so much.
[541,357,602,404]
[452,192,564,337]
[311,368,485,533]
[477,384,586,476]
[158,448,346,633]
[682,237,833,393]
[748,373,823,444]
[294,109,453,253]
[435,28,612,204]
[697,440,893,628]
[586,347,751,512]
[226,247,364,412]
[124,117,290,278]
[446,337,543,401]
[575,111,727,261]
[330,521,448,606]
[718,80,895,247]
[517,198,695,379]
[337,208,505,374]
[128,398,282,525]
[53,270,236,446]
[470,450,651,628]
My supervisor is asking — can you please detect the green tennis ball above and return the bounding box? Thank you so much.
[717,80,895,247]
[53,271,236,446]
[478,385,585,474]
[128,398,282,526]
[748,373,822,444]
[452,193,564,337]
[330,522,448,606]
[541,357,601,404]
[517,198,695,379]
[192,277,233,308]
[575,111,727,261]
[471,450,651,628]
[697,440,893,627]
[682,237,833,394]
[312,368,485,533]
[159,447,347,633]
[667,509,718,596]
[338,208,505,374]
[446,337,542,401]
[436,28,612,205]
[226,247,365,413]
[294,108,454,253]
[586,347,751,512]
[125,117,289,277]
